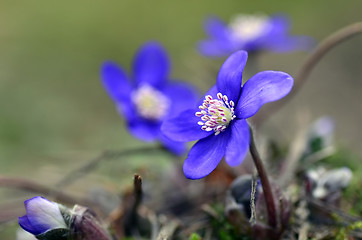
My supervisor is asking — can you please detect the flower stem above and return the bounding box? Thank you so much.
[254,22,362,126]
[248,125,277,229]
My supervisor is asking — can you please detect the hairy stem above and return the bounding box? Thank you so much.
[248,125,277,229]
[254,22,362,126]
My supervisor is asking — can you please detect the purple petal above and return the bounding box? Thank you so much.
[236,71,293,119]
[197,40,231,57]
[264,15,315,52]
[216,51,248,103]
[225,120,250,166]
[162,81,199,118]
[183,129,231,179]
[116,101,137,123]
[19,215,39,235]
[204,16,231,41]
[128,118,161,142]
[266,35,316,52]
[161,109,212,142]
[133,41,170,88]
[159,133,187,156]
[23,197,66,235]
[267,15,290,37]
[101,61,132,103]
[197,85,218,106]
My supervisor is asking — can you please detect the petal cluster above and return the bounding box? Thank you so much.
[198,14,314,57]
[101,41,198,155]
[162,50,293,179]
[18,196,67,236]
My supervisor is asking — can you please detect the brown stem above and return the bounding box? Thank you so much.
[124,174,143,236]
[254,22,362,126]
[248,125,277,229]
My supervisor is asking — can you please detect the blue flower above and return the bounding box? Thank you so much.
[161,50,293,179]
[101,41,198,155]
[18,196,67,236]
[198,14,314,57]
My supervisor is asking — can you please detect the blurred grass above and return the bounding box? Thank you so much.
[0,0,362,238]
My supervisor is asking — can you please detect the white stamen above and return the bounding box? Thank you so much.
[229,14,270,42]
[131,84,170,121]
[195,92,236,135]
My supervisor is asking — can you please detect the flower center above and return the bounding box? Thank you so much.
[229,14,269,42]
[195,93,236,135]
[132,84,170,121]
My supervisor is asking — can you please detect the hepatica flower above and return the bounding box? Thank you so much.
[162,50,293,179]
[101,42,198,155]
[18,196,68,236]
[198,14,313,57]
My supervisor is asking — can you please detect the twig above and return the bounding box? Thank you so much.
[248,125,277,229]
[132,174,143,213]
[305,196,362,223]
[254,22,362,126]
[54,146,167,190]
[124,174,144,236]
[0,175,90,206]
[277,127,307,188]
[156,220,180,240]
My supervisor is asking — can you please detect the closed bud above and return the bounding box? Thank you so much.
[70,205,113,240]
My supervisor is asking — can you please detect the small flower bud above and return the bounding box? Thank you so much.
[70,205,113,240]
[18,196,69,238]
[19,196,113,240]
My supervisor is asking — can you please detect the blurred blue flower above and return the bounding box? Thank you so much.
[162,50,293,179]
[18,196,67,236]
[198,14,314,57]
[101,41,198,155]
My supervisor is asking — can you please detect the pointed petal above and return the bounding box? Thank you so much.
[162,81,199,118]
[133,41,170,88]
[161,109,212,142]
[183,129,231,179]
[236,71,293,119]
[24,197,66,234]
[101,61,132,103]
[19,216,39,235]
[159,133,187,156]
[216,50,248,102]
[128,118,160,142]
[225,120,250,166]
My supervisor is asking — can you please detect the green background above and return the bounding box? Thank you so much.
[0,0,361,238]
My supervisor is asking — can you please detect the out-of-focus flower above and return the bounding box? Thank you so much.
[305,166,352,202]
[305,116,335,155]
[101,41,198,155]
[198,14,314,57]
[18,196,68,236]
[162,50,293,179]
